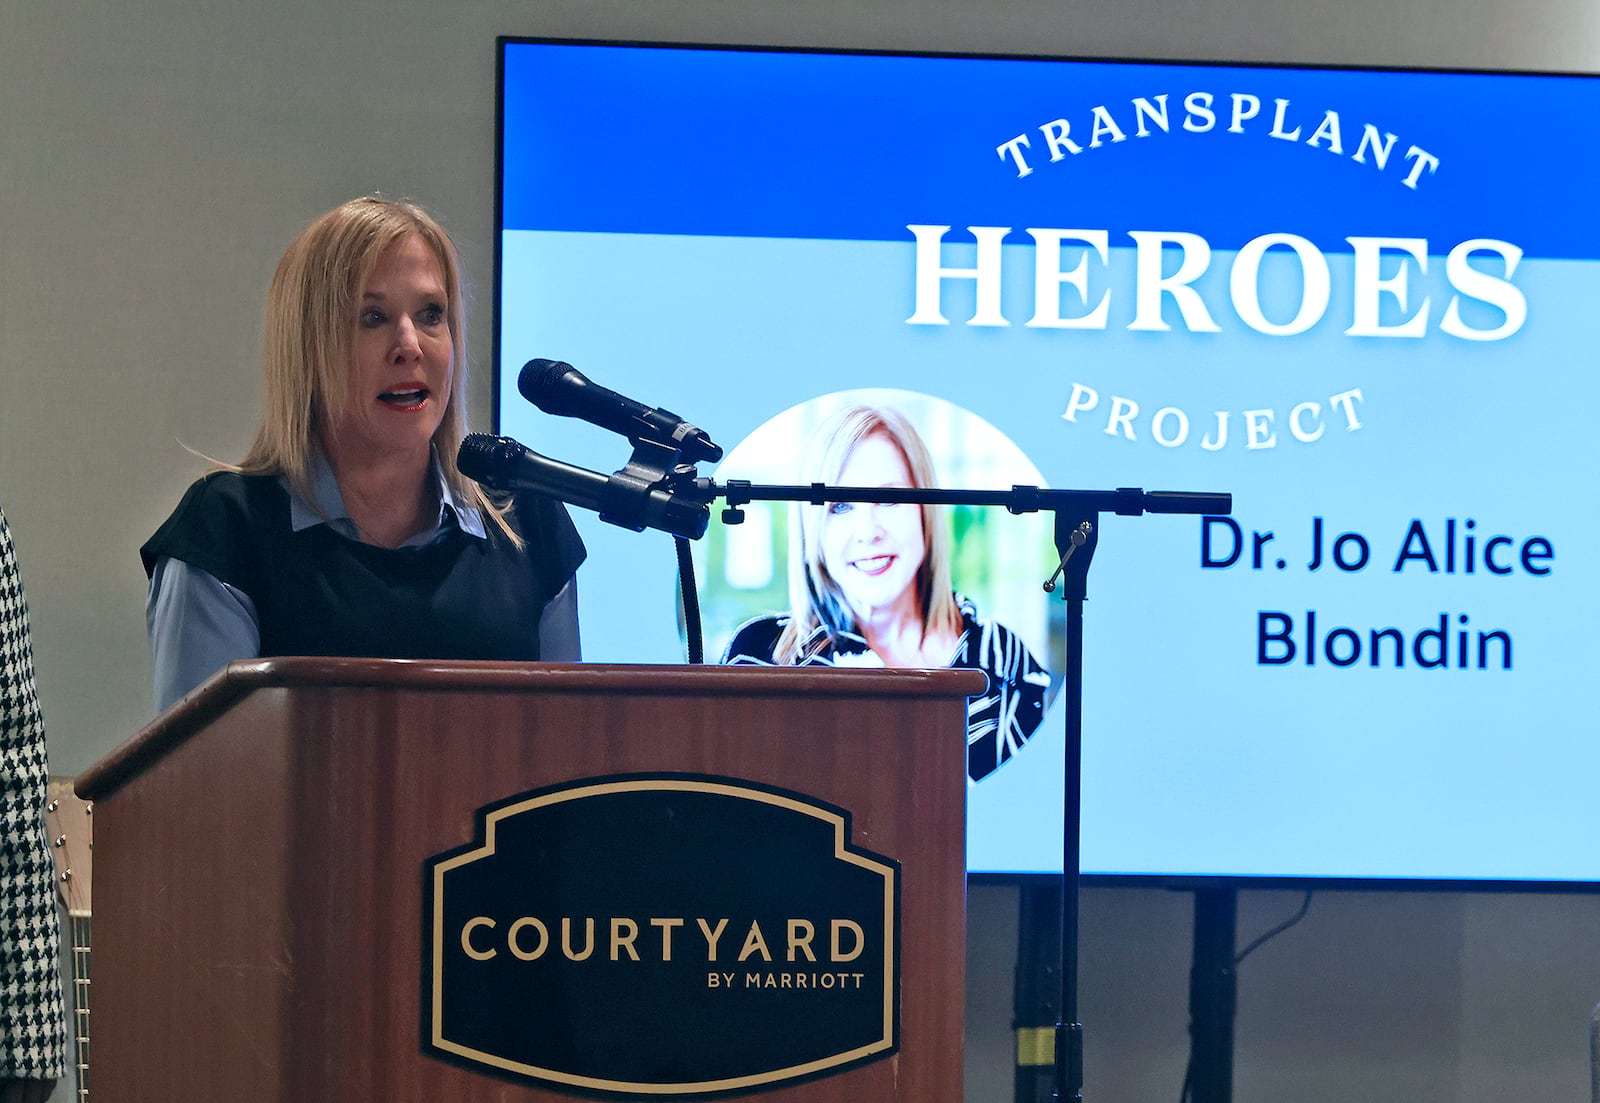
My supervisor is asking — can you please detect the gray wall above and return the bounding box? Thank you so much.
[2,2,1595,1101]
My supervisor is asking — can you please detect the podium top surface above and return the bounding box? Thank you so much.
[80,658,987,801]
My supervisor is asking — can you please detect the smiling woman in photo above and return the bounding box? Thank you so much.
[721,404,1052,781]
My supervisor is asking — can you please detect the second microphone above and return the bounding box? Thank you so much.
[517,359,723,464]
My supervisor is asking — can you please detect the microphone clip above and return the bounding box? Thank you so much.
[599,438,715,540]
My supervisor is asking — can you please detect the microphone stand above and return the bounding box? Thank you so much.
[712,479,1232,1103]
[466,431,1232,1100]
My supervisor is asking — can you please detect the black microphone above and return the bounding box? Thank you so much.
[457,434,709,541]
[517,359,723,464]
[458,433,608,512]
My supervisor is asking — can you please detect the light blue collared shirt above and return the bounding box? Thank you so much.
[146,450,579,713]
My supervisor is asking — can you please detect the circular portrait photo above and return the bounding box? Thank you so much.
[691,388,1064,782]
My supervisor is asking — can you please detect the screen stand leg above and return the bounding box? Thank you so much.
[1187,886,1239,1103]
[1014,882,1062,1103]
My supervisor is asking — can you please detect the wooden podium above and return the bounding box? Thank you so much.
[78,658,983,1102]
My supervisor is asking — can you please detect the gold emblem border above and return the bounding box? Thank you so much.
[430,777,898,1094]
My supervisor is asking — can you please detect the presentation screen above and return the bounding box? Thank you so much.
[495,38,1600,885]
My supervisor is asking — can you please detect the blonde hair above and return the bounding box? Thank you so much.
[235,196,516,542]
[775,405,961,663]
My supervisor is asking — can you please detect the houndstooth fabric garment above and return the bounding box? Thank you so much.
[0,504,66,1079]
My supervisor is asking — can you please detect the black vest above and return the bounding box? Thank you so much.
[141,472,585,661]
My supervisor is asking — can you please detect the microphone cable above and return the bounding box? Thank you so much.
[676,536,705,665]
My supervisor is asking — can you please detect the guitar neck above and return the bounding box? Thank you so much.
[68,913,89,1102]
[46,778,92,1103]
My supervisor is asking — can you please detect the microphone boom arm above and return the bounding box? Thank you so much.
[716,480,1229,520]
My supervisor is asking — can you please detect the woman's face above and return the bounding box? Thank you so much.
[323,234,454,470]
[819,431,926,622]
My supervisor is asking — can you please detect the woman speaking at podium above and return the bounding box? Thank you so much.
[142,197,585,713]
[720,404,1052,781]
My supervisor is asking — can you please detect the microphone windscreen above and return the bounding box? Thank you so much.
[517,359,577,410]
[457,433,523,485]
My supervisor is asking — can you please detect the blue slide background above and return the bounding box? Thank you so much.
[497,41,1600,882]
